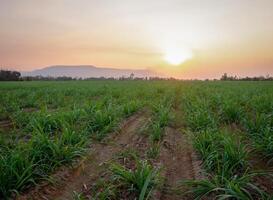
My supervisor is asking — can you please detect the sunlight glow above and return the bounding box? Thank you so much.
[164,47,193,65]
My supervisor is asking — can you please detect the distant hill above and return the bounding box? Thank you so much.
[21,65,158,78]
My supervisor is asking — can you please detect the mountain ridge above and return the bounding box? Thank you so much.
[21,65,159,78]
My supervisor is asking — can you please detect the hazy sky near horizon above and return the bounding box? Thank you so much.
[0,0,273,78]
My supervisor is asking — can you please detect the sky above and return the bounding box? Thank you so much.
[0,0,273,79]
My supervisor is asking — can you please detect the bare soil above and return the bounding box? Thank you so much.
[154,97,204,200]
[155,127,203,200]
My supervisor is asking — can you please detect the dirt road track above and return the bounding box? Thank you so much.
[154,127,203,200]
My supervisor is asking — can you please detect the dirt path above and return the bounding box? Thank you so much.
[156,91,203,200]
[156,127,202,200]
[17,111,149,200]
[82,113,152,199]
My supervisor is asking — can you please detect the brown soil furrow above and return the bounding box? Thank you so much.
[84,117,151,199]
[17,111,148,200]
[0,119,13,130]
[158,127,202,200]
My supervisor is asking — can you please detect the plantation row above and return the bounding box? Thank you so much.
[83,93,174,199]
[181,82,273,199]
[0,80,272,199]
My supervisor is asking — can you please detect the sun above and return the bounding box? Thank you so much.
[164,47,192,65]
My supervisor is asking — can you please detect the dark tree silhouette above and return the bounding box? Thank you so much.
[220,73,273,81]
[0,70,21,81]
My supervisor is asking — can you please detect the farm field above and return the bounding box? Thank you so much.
[0,80,273,199]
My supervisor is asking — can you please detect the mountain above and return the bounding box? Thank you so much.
[21,65,158,78]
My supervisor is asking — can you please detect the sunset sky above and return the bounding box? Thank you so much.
[1,0,273,79]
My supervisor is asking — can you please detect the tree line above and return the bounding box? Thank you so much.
[220,73,273,81]
[0,70,272,81]
[0,70,176,81]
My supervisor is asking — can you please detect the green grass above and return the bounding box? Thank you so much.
[122,100,141,117]
[72,191,86,200]
[185,172,270,200]
[146,143,160,159]
[193,130,248,177]
[88,178,118,200]
[0,125,87,198]
[149,101,172,143]
[111,160,160,199]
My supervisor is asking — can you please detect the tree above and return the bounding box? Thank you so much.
[0,70,21,81]
[220,73,228,81]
